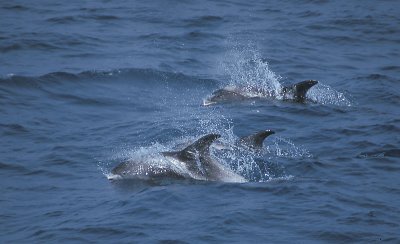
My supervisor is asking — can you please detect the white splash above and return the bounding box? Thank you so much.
[218,42,352,106]
[220,43,282,98]
[307,83,352,106]
[266,136,313,159]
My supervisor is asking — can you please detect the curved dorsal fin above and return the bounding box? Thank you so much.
[239,130,275,149]
[162,134,221,162]
[282,80,318,102]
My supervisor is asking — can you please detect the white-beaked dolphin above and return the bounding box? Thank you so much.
[110,130,275,182]
[110,134,245,182]
[204,80,318,105]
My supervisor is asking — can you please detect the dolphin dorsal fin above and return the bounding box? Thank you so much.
[239,130,275,149]
[182,134,221,156]
[162,134,221,162]
[282,80,318,102]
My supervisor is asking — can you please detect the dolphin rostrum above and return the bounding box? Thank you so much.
[110,134,246,183]
[204,80,318,105]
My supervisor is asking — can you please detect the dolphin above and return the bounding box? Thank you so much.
[203,80,318,105]
[110,134,247,183]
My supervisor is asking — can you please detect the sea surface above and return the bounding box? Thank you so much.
[1,0,400,243]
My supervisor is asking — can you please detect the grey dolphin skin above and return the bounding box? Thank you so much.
[111,160,185,180]
[161,134,246,182]
[111,134,246,182]
[204,80,318,105]
[281,80,318,102]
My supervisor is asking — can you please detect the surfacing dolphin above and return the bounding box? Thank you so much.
[162,134,246,182]
[203,80,318,106]
[110,130,276,182]
[110,134,246,182]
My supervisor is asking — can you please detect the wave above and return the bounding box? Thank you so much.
[359,149,400,159]
[0,68,218,88]
[1,4,29,11]
[0,123,29,135]
[46,14,121,24]
[0,161,30,174]
[183,15,225,27]
[0,41,62,53]
[0,161,72,179]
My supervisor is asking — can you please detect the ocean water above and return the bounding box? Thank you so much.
[1,0,400,242]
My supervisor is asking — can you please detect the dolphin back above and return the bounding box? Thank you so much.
[162,134,221,162]
[238,130,275,149]
[282,80,318,102]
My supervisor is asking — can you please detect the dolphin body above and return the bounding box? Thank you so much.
[161,134,246,182]
[203,80,318,106]
[110,130,275,182]
[110,134,245,182]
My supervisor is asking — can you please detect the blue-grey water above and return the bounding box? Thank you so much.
[1,0,400,242]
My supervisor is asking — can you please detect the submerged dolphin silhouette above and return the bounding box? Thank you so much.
[204,80,318,105]
[110,134,247,182]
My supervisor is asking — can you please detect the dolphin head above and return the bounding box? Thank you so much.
[203,88,246,106]
[111,161,132,177]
